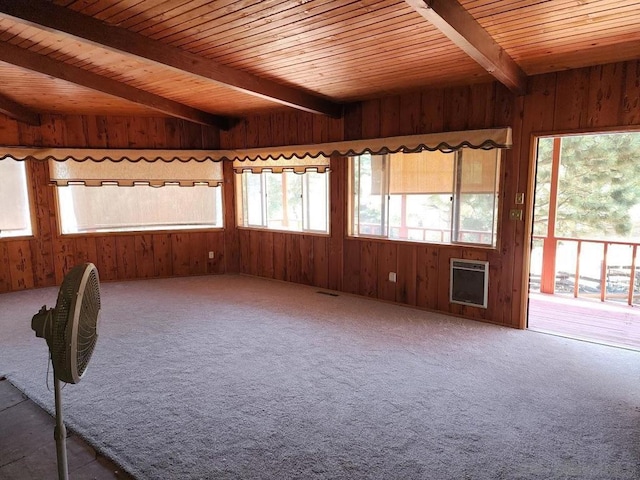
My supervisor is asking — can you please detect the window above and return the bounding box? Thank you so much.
[350,148,501,246]
[235,155,330,234]
[0,158,33,238]
[51,158,224,234]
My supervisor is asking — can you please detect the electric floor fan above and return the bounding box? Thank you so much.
[31,262,101,480]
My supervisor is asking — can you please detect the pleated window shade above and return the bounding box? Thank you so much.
[49,158,223,187]
[232,155,330,174]
[388,150,456,195]
[459,148,500,194]
[382,148,499,195]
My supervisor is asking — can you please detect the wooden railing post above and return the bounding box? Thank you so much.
[574,240,582,298]
[541,238,557,293]
[600,243,608,302]
[540,138,562,294]
[628,245,637,306]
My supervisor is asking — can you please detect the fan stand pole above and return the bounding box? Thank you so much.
[53,376,69,480]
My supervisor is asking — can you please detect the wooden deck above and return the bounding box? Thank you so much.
[527,293,640,351]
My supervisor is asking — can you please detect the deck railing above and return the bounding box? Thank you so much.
[358,224,493,245]
[531,235,640,306]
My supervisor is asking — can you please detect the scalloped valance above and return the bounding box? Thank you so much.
[0,148,216,163]
[232,155,330,174]
[48,159,223,187]
[219,127,511,163]
[0,127,511,165]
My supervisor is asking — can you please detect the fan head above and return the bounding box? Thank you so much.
[32,263,101,384]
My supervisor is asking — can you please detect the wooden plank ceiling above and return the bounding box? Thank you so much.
[0,0,638,127]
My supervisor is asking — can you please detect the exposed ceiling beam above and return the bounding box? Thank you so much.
[0,42,231,129]
[0,92,40,125]
[0,0,343,118]
[404,0,527,95]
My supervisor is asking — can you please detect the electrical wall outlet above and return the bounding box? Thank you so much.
[509,209,523,221]
[388,272,397,283]
[208,251,214,259]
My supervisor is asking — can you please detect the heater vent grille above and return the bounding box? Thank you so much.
[450,259,489,308]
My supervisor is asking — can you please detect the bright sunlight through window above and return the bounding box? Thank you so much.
[0,158,33,238]
[236,170,329,234]
[57,185,223,234]
[349,148,501,246]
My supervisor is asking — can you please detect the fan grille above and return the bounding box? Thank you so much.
[76,267,100,378]
[51,263,100,384]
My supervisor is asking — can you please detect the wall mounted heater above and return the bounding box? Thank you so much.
[450,259,489,308]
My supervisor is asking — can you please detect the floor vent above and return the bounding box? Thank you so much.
[450,259,489,308]
[317,291,339,297]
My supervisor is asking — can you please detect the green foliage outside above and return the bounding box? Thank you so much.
[534,132,640,240]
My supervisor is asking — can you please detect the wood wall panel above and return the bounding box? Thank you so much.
[359,240,378,299]
[586,63,624,128]
[312,236,329,289]
[224,59,640,329]
[222,160,240,274]
[553,68,591,131]
[415,245,439,311]
[0,115,229,293]
[134,234,155,279]
[622,60,640,125]
[3,60,639,330]
[95,237,118,281]
[28,160,55,287]
[342,239,361,295]
[396,244,417,306]
[257,231,274,279]
[74,236,98,266]
[377,242,397,303]
[327,154,345,292]
[53,238,76,285]
[7,240,33,290]
[272,232,287,281]
[171,234,191,277]
[237,229,251,275]
[0,243,11,292]
[247,230,260,277]
[285,234,301,284]
[188,232,208,276]
[299,235,314,286]
[116,236,136,279]
[153,234,172,277]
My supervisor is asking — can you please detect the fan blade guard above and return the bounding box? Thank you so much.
[51,263,101,384]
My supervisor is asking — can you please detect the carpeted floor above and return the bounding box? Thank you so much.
[1,274,639,479]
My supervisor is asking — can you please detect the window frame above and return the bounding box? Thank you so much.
[0,158,35,240]
[53,184,225,236]
[348,149,502,248]
[236,169,331,236]
[49,157,225,236]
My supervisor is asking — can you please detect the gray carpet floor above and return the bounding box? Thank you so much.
[1,274,639,479]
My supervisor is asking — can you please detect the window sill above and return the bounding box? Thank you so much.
[58,227,225,237]
[346,233,498,251]
[237,226,330,237]
[0,234,35,242]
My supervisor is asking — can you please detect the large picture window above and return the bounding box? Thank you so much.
[51,158,224,234]
[234,155,330,234]
[350,148,501,246]
[0,158,33,238]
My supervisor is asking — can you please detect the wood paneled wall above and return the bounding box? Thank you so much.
[221,60,640,328]
[0,114,238,294]
[2,60,639,328]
